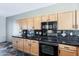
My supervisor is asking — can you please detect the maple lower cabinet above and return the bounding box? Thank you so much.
[41,15,49,22]
[58,44,77,56]
[77,47,79,56]
[12,37,19,49]
[49,14,57,21]
[58,11,75,30]
[34,16,41,30]
[24,39,31,54]
[18,39,24,52]
[30,40,39,56]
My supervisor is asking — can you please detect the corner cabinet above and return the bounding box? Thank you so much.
[34,16,41,30]
[58,11,75,30]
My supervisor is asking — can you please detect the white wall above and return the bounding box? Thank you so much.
[0,16,6,42]
[6,3,79,42]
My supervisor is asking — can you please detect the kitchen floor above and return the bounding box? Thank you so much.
[0,42,16,56]
[0,42,31,56]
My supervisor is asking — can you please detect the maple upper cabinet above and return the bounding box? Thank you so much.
[16,19,28,30]
[16,19,23,28]
[49,14,57,21]
[76,11,79,29]
[41,15,49,22]
[27,18,34,29]
[21,19,28,30]
[34,16,41,30]
[58,11,75,30]
[30,40,39,56]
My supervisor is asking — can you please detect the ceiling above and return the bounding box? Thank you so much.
[0,3,54,17]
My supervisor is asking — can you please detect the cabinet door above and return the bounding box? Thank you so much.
[34,16,41,30]
[24,39,31,54]
[18,39,24,51]
[16,19,28,30]
[21,19,28,30]
[16,20,22,26]
[12,37,19,49]
[30,40,39,56]
[58,11,75,30]
[77,47,79,56]
[49,14,57,21]
[59,44,77,56]
[27,18,34,29]
[41,15,49,22]
[76,11,79,29]
[59,50,77,56]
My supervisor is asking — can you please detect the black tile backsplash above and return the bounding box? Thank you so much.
[57,30,79,45]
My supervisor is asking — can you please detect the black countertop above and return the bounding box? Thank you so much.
[12,36,79,46]
[12,36,40,40]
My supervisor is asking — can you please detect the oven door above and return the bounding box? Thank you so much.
[39,43,58,56]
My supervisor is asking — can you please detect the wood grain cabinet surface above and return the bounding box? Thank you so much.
[34,16,41,30]
[12,37,19,49]
[24,39,31,54]
[16,19,28,30]
[49,14,57,21]
[41,15,49,22]
[76,11,79,29]
[21,19,28,30]
[18,39,24,52]
[77,47,79,56]
[30,40,39,56]
[58,11,75,30]
[58,44,77,56]
[27,18,34,29]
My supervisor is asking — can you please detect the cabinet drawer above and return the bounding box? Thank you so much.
[59,44,77,51]
[59,50,77,56]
